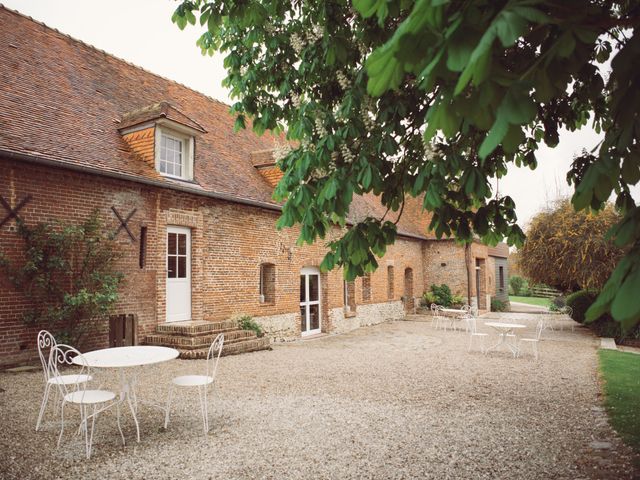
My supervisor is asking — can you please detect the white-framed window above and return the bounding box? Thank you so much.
[155,126,194,181]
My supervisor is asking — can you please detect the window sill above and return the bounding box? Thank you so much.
[160,174,197,184]
[259,301,275,307]
[344,311,357,318]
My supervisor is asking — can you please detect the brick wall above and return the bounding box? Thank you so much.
[0,158,427,366]
[422,239,493,310]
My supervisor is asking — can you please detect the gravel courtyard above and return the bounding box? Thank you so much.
[1,313,638,479]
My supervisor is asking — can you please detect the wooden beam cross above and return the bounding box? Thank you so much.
[0,195,32,228]
[111,206,137,242]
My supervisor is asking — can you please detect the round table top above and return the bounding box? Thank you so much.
[484,322,527,329]
[72,346,179,368]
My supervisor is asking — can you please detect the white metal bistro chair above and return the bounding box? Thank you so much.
[52,344,124,459]
[164,333,224,434]
[430,303,440,329]
[36,330,92,431]
[465,315,489,353]
[435,305,447,330]
[517,320,544,360]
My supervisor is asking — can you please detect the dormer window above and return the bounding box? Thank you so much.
[118,102,206,183]
[156,126,194,181]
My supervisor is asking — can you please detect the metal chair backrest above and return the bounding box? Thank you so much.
[37,330,57,382]
[430,303,437,314]
[561,306,573,318]
[205,333,225,381]
[461,305,471,313]
[49,344,90,398]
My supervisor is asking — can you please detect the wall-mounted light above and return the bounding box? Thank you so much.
[440,262,447,267]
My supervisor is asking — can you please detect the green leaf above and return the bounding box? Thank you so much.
[366,46,404,96]
[621,153,640,184]
[499,89,537,125]
[479,117,509,159]
[611,266,640,327]
[495,11,528,47]
[446,33,475,72]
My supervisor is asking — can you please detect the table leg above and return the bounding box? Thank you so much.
[485,329,519,356]
[119,369,141,443]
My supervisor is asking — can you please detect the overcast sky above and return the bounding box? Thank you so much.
[4,0,638,226]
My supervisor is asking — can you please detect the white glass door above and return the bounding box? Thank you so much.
[300,267,321,336]
[166,226,191,322]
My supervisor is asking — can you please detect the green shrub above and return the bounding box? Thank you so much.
[566,290,598,323]
[509,275,529,296]
[422,291,437,305]
[590,314,623,339]
[236,314,264,338]
[428,284,454,307]
[451,294,465,308]
[549,296,567,312]
[491,298,508,312]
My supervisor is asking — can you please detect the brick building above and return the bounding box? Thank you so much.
[0,7,504,366]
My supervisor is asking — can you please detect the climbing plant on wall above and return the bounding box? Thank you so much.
[0,211,124,345]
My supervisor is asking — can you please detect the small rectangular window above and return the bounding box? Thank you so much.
[139,226,147,269]
[260,263,276,303]
[499,266,504,291]
[159,133,184,177]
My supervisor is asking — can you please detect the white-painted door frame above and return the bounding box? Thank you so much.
[300,266,321,336]
[166,226,191,322]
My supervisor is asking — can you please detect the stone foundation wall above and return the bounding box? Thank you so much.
[253,313,300,343]
[329,301,405,335]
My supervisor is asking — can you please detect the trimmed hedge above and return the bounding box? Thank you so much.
[566,290,597,324]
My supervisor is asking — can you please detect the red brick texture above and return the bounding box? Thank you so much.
[0,7,498,366]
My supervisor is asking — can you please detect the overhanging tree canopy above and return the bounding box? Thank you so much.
[172,0,640,330]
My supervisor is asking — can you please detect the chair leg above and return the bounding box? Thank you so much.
[86,405,98,459]
[197,387,207,434]
[203,387,209,433]
[36,383,51,431]
[57,400,66,449]
[164,385,174,429]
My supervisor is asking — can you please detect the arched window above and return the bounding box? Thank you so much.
[259,263,276,304]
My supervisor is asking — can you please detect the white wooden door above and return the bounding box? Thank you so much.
[300,267,321,336]
[166,226,191,322]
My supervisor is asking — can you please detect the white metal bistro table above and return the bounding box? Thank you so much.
[440,308,467,330]
[73,346,179,442]
[484,322,526,357]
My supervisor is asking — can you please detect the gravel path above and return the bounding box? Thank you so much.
[1,313,637,479]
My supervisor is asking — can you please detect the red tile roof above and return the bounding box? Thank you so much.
[119,102,206,133]
[0,6,432,240]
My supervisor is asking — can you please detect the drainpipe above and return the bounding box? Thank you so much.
[465,243,472,305]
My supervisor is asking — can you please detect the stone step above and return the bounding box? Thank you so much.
[155,320,239,337]
[145,329,256,349]
[179,337,271,359]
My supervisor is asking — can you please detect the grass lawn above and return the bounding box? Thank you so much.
[509,295,551,307]
[598,350,640,453]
